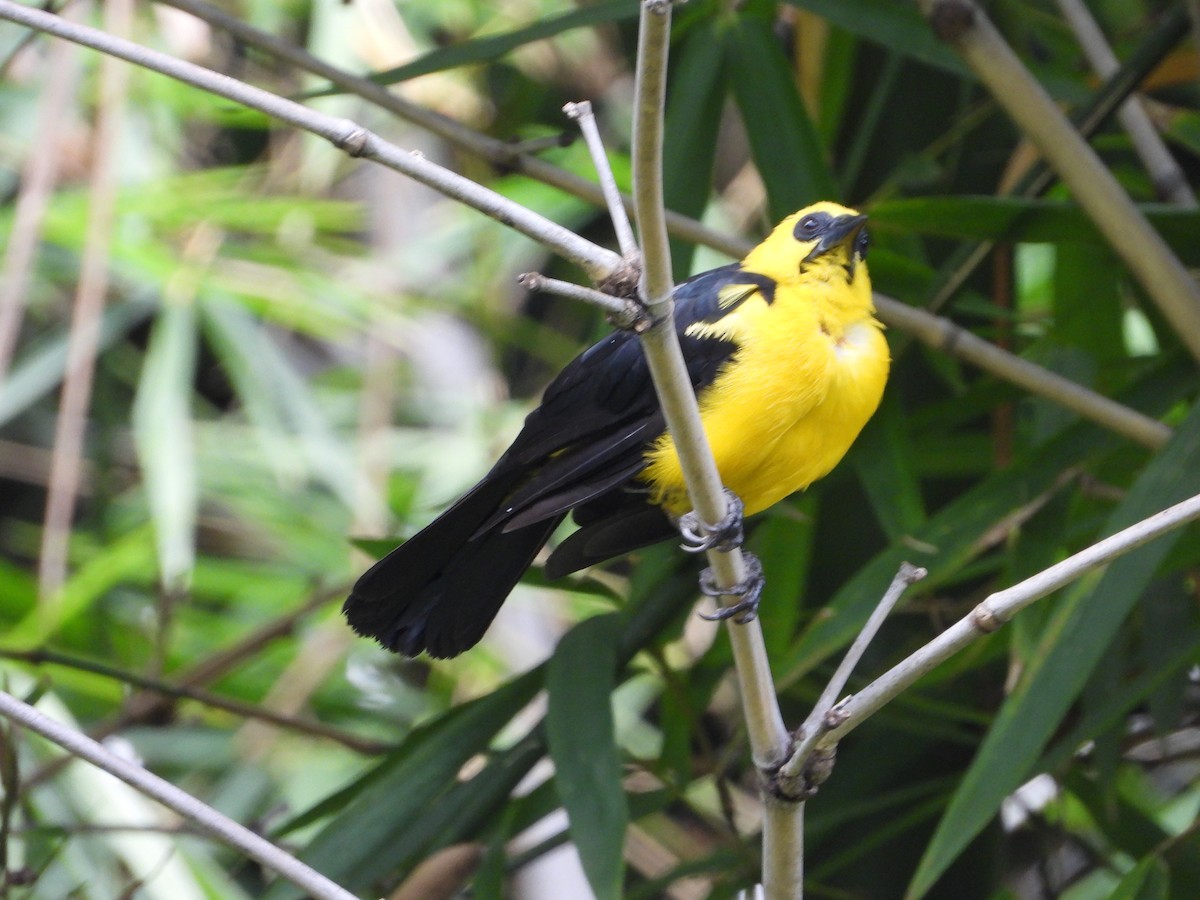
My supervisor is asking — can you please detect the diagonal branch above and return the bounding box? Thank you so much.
[817,492,1200,751]
[160,0,1171,452]
[0,689,358,900]
[0,0,624,285]
[919,0,1200,364]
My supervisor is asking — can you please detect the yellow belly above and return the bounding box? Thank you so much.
[642,318,889,517]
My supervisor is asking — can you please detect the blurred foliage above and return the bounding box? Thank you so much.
[1,0,1199,898]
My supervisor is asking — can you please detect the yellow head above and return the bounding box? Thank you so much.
[741,201,873,311]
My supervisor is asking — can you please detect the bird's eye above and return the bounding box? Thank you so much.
[793,214,824,241]
[856,230,870,258]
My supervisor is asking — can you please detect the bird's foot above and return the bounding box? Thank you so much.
[698,552,764,624]
[678,488,745,554]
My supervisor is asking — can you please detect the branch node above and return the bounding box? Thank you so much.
[929,0,976,43]
[597,257,643,302]
[971,600,1003,633]
[337,125,371,158]
[823,700,851,730]
[767,744,838,803]
[562,100,590,120]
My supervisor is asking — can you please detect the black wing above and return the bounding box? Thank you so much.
[344,263,775,656]
[483,262,772,525]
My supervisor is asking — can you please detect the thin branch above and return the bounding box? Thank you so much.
[517,273,649,331]
[0,0,625,285]
[564,100,638,257]
[782,564,927,784]
[157,0,1170,452]
[817,492,1200,751]
[0,11,81,381]
[1056,0,1196,207]
[875,296,1172,450]
[21,584,341,790]
[926,6,1190,313]
[0,690,358,900]
[920,0,1200,364]
[37,0,131,598]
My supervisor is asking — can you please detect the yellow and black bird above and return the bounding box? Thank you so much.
[345,202,890,658]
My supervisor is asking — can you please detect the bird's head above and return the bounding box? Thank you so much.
[742,201,871,289]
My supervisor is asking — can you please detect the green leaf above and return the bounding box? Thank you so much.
[851,394,926,542]
[869,196,1200,264]
[0,302,152,429]
[1165,110,1200,158]
[263,669,542,898]
[780,361,1191,683]
[785,0,970,78]
[547,613,627,900]
[754,494,817,658]
[315,0,639,94]
[342,738,544,890]
[663,21,728,276]
[200,300,359,509]
[7,526,157,647]
[133,304,199,592]
[1109,856,1169,900]
[909,399,1200,898]
[726,16,836,220]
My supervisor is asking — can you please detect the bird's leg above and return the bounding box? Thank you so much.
[677,488,763,622]
[678,487,745,553]
[697,553,765,624]
[677,489,764,622]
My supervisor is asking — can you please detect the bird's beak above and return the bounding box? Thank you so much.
[804,213,868,263]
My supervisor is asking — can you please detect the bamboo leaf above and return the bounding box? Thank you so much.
[132,304,199,592]
[870,196,1200,263]
[785,0,969,78]
[314,0,639,94]
[781,362,1192,682]
[662,20,727,276]
[909,399,1200,897]
[263,669,542,898]
[726,15,836,221]
[547,613,627,900]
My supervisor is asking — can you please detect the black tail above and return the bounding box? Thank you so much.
[344,474,563,658]
[544,493,675,579]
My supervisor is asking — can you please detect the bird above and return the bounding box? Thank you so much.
[344,201,890,658]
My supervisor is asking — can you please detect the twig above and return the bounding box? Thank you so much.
[0,0,625,285]
[817,492,1200,750]
[0,11,81,382]
[781,564,928,786]
[20,584,341,790]
[564,100,639,257]
[1056,0,1196,206]
[919,0,1200,364]
[875,296,1172,450]
[0,690,358,900]
[0,648,389,755]
[37,0,131,598]
[517,273,649,331]
[157,0,1171,452]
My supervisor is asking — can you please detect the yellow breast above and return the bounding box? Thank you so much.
[642,274,889,518]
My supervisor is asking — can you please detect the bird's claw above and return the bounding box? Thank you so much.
[678,488,746,554]
[698,552,764,624]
